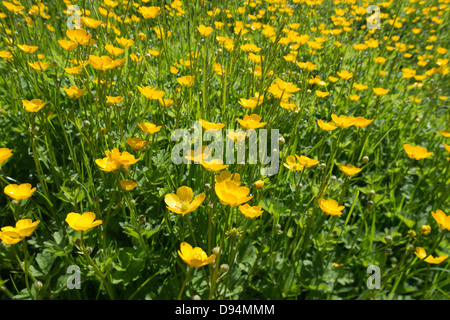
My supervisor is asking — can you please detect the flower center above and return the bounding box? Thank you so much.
[193,253,203,261]
[180,202,190,212]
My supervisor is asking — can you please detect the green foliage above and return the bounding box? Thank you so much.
[0,0,449,301]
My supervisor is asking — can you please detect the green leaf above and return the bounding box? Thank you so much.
[396,213,415,228]
[34,251,57,277]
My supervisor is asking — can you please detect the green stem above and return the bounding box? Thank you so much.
[80,231,116,300]
[223,218,252,297]
[22,240,33,299]
[185,214,197,247]
[208,206,231,300]
[177,267,193,300]
[284,169,304,234]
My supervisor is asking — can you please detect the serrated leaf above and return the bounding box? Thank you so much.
[35,251,57,276]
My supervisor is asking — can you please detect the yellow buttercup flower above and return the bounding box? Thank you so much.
[178,242,216,269]
[115,36,134,47]
[317,119,337,131]
[353,117,374,128]
[199,119,225,130]
[104,0,118,8]
[365,38,379,48]
[154,26,171,39]
[4,183,36,201]
[373,56,387,63]
[339,164,362,176]
[126,137,150,150]
[214,171,253,207]
[236,114,266,129]
[148,49,160,56]
[318,198,345,216]
[177,76,195,87]
[247,52,262,63]
[95,150,122,172]
[120,180,138,191]
[227,131,248,143]
[197,24,213,37]
[415,247,448,264]
[138,86,165,100]
[0,50,13,61]
[201,159,229,172]
[213,62,225,76]
[297,61,316,71]
[331,114,355,128]
[295,155,319,168]
[409,97,423,103]
[0,219,40,245]
[0,226,23,244]
[81,16,103,28]
[28,61,51,71]
[315,90,330,98]
[308,75,327,86]
[238,95,263,109]
[253,180,264,190]
[268,83,293,100]
[419,225,431,235]
[437,47,448,55]
[164,186,206,215]
[441,130,450,138]
[251,65,263,77]
[17,44,39,54]
[424,254,449,264]
[65,65,83,75]
[185,145,212,163]
[436,59,449,67]
[66,28,94,46]
[106,96,123,105]
[15,219,41,237]
[159,98,175,107]
[283,155,304,171]
[328,75,339,83]
[105,44,125,56]
[0,148,13,165]
[274,78,300,94]
[89,55,124,71]
[138,5,161,19]
[179,58,194,67]
[64,86,85,99]
[353,83,369,91]
[431,210,450,231]
[444,143,450,154]
[337,70,353,79]
[239,204,264,219]
[137,122,162,134]
[353,43,368,51]
[2,1,24,12]
[402,67,416,79]
[403,144,433,160]
[58,40,78,51]
[112,149,140,168]
[65,212,102,232]
[240,43,261,53]
[95,147,140,172]
[280,100,297,111]
[373,87,390,96]
[22,99,46,112]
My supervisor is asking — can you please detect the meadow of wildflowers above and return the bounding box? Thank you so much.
[0,0,449,301]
